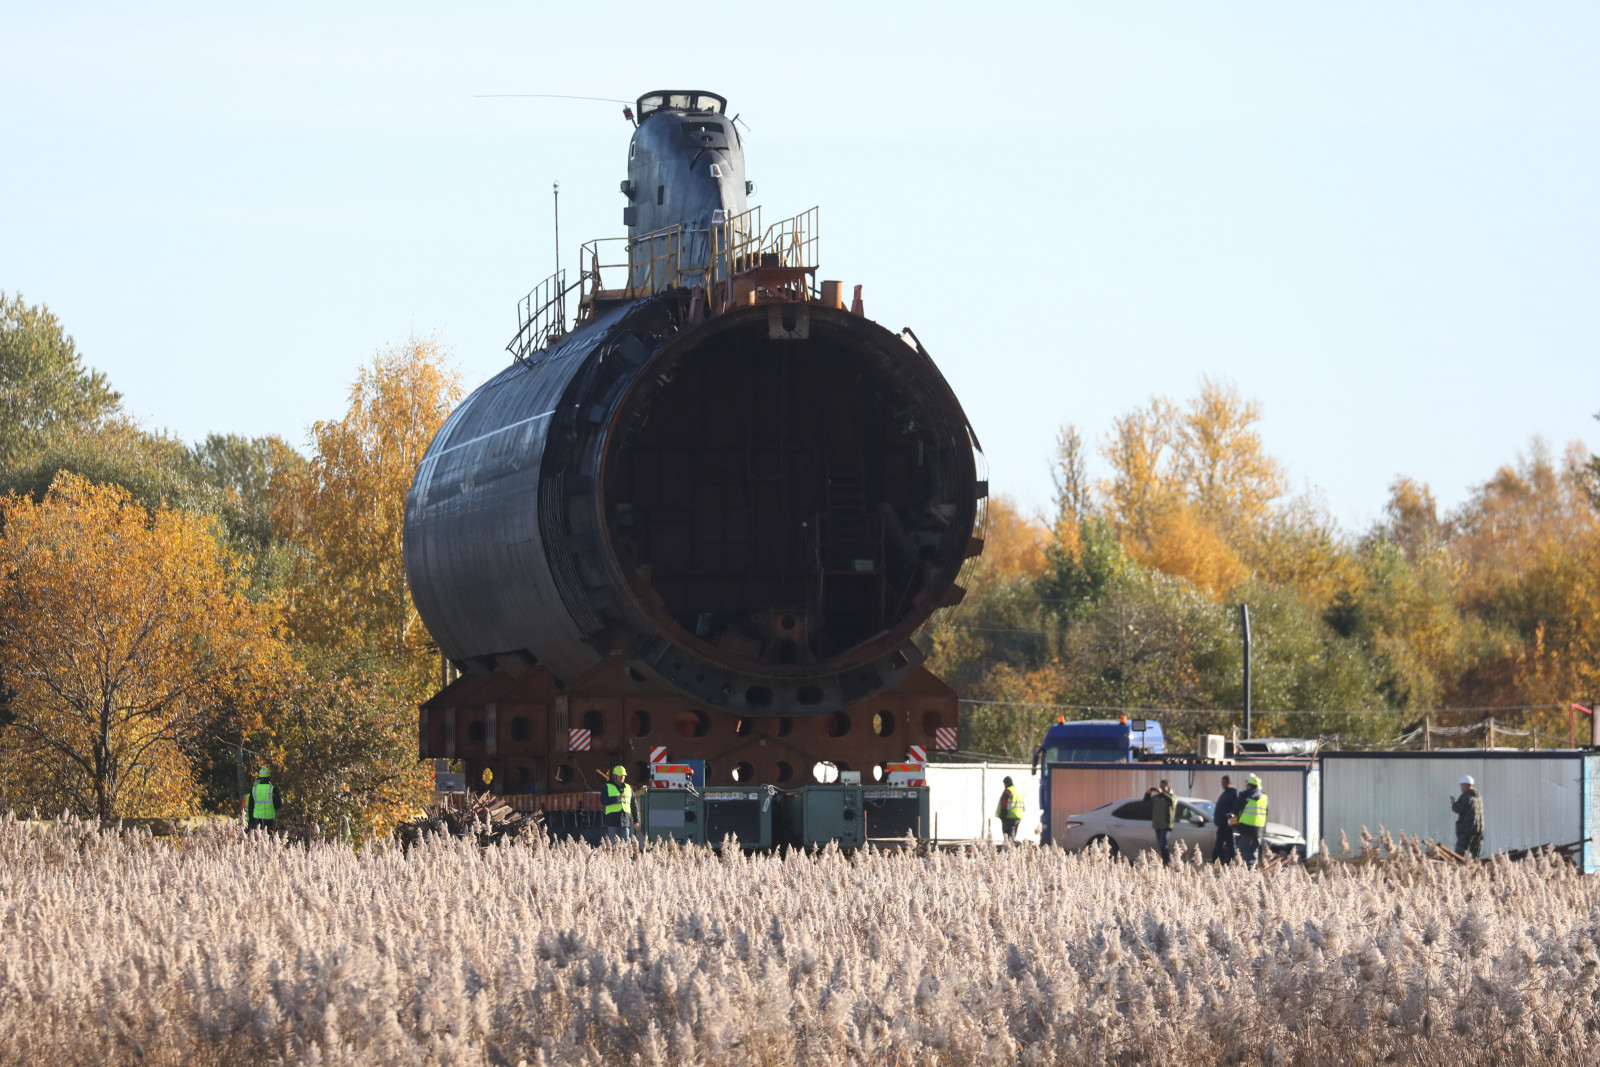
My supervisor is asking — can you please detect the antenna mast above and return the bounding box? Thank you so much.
[553,181,563,330]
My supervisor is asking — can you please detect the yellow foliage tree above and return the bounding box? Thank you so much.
[0,473,284,819]
[271,337,462,687]
[1130,502,1249,598]
[978,495,1050,581]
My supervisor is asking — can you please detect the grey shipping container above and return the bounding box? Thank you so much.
[1320,751,1600,871]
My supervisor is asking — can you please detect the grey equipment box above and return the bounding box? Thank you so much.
[863,786,931,842]
[638,786,705,845]
[785,784,865,847]
[702,785,778,849]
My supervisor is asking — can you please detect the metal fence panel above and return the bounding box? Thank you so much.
[1585,754,1599,874]
[925,763,1040,843]
[1320,753,1583,856]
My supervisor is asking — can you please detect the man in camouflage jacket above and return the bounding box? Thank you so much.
[1451,775,1484,858]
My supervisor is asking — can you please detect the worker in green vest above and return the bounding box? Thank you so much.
[603,765,637,843]
[995,776,1024,843]
[1232,774,1268,867]
[242,767,279,833]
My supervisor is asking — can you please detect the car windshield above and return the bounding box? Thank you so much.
[1186,800,1215,819]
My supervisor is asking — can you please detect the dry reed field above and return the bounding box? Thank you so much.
[2,816,1598,1066]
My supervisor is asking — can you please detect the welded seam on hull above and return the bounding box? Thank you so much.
[428,409,556,460]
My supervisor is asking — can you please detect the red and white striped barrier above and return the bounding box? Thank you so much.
[568,728,591,752]
[908,744,927,763]
[935,726,959,751]
[650,745,668,764]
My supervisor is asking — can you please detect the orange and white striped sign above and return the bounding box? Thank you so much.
[886,762,927,787]
[650,763,694,787]
[568,728,591,752]
[934,726,958,751]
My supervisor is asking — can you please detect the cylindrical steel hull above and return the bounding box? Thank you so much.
[404,291,982,717]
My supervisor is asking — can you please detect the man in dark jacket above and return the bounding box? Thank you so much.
[1451,775,1484,857]
[1148,780,1176,864]
[1211,775,1238,864]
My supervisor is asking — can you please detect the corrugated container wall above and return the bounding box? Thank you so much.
[1047,762,1319,852]
[1320,752,1592,862]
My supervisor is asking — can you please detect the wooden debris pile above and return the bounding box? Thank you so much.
[394,791,543,849]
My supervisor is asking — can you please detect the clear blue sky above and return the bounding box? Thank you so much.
[4,2,1597,532]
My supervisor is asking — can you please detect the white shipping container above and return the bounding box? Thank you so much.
[1321,752,1599,866]
[924,763,1041,843]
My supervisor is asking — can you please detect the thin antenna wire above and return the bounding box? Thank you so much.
[476,93,631,103]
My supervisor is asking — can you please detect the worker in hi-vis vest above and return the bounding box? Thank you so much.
[1231,774,1268,867]
[603,765,638,842]
[242,767,279,833]
[995,775,1024,843]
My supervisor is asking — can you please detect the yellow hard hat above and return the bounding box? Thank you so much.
[1246,774,1262,785]
[257,767,270,777]
[612,765,627,777]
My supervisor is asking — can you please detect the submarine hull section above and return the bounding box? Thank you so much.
[404,290,982,720]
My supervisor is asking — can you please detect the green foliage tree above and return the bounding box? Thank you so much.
[261,668,433,844]
[0,293,120,473]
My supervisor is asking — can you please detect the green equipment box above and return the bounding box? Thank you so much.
[785,784,865,848]
[702,785,778,849]
[863,786,930,842]
[638,787,705,845]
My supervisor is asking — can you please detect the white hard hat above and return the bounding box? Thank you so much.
[1460,775,1474,786]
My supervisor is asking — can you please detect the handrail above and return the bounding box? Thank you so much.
[510,206,823,360]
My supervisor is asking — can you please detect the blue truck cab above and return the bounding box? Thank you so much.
[1032,716,1165,844]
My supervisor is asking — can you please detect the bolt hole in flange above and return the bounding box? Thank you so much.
[871,710,895,736]
[731,761,754,782]
[632,710,651,737]
[813,712,850,738]
[773,761,794,783]
[674,710,710,738]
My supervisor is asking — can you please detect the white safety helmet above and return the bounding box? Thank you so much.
[1460,775,1474,786]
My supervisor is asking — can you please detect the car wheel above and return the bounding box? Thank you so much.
[1088,834,1121,860]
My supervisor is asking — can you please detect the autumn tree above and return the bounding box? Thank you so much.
[270,337,462,687]
[0,474,284,819]
[0,293,120,473]
[264,669,433,843]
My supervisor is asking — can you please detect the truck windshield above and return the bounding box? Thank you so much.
[1044,746,1126,763]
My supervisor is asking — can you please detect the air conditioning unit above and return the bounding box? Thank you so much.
[1199,734,1226,761]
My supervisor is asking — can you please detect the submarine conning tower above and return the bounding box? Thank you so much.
[404,91,986,793]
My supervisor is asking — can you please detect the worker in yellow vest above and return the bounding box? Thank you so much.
[1231,774,1268,867]
[995,776,1025,843]
[603,765,637,843]
[241,767,279,833]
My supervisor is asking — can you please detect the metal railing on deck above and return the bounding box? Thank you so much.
[507,206,822,363]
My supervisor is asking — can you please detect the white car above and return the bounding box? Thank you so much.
[1058,795,1306,860]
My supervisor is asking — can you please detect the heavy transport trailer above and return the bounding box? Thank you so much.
[403,90,986,824]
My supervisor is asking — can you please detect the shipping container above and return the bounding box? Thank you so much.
[1046,761,1320,853]
[1320,751,1600,871]
[924,763,1041,843]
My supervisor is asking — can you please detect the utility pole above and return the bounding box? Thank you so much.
[1239,603,1252,739]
